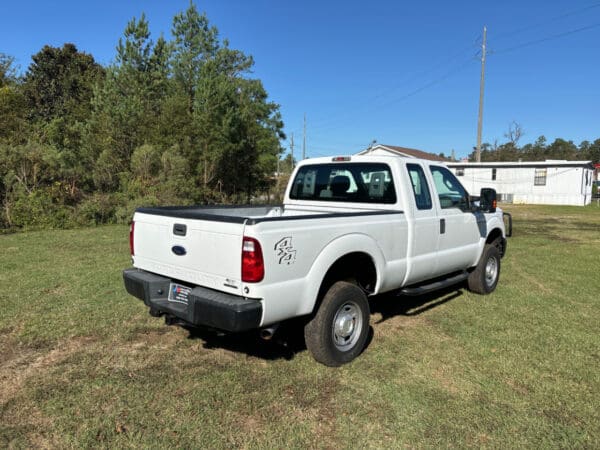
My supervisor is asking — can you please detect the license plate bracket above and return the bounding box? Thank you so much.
[168,283,192,305]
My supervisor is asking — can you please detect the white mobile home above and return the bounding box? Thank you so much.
[446,161,595,206]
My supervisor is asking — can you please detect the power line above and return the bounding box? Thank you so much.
[490,2,600,42]
[306,55,477,140]
[491,21,600,55]
[304,56,477,139]
[356,42,480,104]
[307,19,600,142]
[344,56,478,116]
[283,35,483,149]
[309,45,480,132]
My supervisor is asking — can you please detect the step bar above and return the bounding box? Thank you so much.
[399,271,468,297]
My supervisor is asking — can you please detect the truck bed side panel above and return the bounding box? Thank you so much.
[241,212,408,325]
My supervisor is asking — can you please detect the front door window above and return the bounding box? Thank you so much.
[430,166,469,210]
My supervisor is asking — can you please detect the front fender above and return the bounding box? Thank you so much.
[487,213,506,238]
[472,214,507,266]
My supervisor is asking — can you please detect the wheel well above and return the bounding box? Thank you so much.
[314,252,377,311]
[486,228,505,256]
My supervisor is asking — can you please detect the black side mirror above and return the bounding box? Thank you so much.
[480,188,497,213]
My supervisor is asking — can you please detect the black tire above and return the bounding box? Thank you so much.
[304,281,370,367]
[468,243,501,294]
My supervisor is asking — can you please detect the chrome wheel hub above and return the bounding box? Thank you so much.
[332,302,363,351]
[485,257,498,287]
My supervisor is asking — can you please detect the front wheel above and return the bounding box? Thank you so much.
[304,281,370,366]
[468,243,501,294]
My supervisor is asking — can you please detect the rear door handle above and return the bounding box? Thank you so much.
[440,218,446,234]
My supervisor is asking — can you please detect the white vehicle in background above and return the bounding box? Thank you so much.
[124,155,510,366]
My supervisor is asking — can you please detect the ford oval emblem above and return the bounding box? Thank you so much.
[171,245,187,256]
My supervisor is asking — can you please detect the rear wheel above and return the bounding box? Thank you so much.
[304,281,370,366]
[468,243,501,294]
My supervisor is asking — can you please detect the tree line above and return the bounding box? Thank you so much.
[0,4,285,230]
[467,122,600,163]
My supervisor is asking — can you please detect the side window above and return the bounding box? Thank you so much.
[406,164,432,210]
[534,168,547,186]
[430,166,469,210]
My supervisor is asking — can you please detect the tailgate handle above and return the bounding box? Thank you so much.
[173,224,187,236]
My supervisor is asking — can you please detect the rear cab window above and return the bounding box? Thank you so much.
[406,163,432,210]
[290,163,396,204]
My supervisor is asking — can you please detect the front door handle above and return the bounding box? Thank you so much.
[440,218,446,234]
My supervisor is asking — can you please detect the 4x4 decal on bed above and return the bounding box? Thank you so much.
[275,237,297,265]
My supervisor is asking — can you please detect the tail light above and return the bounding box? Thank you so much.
[242,237,264,282]
[129,221,135,256]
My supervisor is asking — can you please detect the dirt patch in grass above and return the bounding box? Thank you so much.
[0,404,58,449]
[40,283,68,296]
[0,335,97,406]
[305,379,340,449]
[431,365,461,394]
[125,325,183,348]
[0,335,98,448]
[506,378,531,396]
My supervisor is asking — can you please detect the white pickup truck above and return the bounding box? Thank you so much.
[123,155,511,366]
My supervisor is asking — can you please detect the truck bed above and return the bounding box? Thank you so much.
[135,204,397,224]
[131,204,404,302]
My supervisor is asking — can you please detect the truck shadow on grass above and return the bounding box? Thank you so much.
[185,320,307,362]
[183,285,464,362]
[370,285,464,324]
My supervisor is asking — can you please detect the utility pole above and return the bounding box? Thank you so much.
[476,25,487,163]
[290,133,295,170]
[302,113,306,160]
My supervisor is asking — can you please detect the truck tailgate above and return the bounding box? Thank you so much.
[132,212,244,295]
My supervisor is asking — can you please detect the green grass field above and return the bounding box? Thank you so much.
[1,204,599,448]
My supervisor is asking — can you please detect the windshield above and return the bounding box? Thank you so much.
[289,163,396,204]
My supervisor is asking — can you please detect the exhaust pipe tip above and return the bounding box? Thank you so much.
[259,324,280,341]
[260,329,274,340]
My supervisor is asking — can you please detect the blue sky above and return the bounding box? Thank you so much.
[2,1,599,159]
